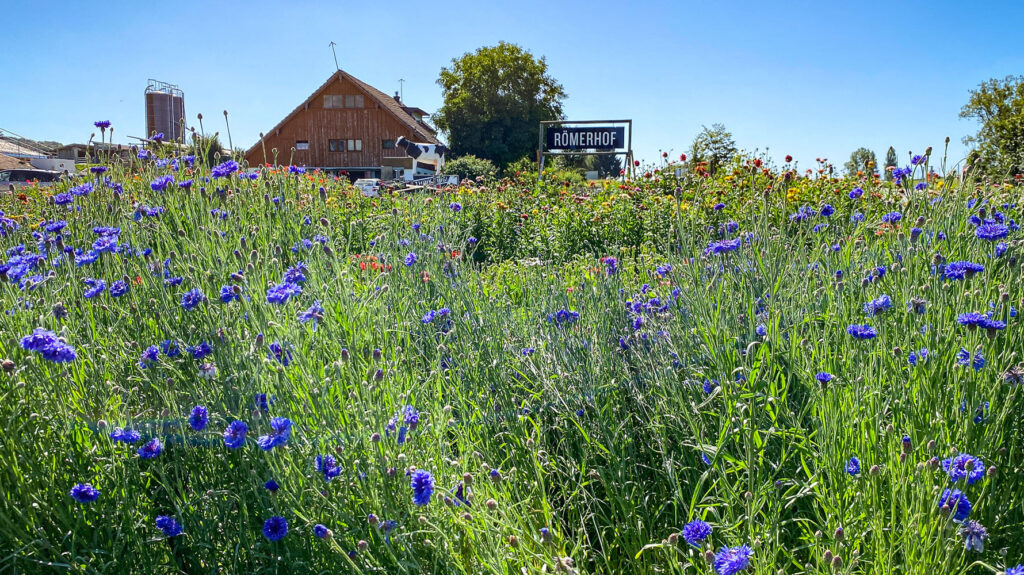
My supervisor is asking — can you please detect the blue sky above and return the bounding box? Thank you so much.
[2,0,1022,169]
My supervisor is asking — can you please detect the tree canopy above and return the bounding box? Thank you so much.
[960,75,1024,176]
[434,42,566,169]
[688,124,736,175]
[844,147,877,176]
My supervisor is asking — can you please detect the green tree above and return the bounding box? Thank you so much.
[844,147,877,176]
[884,146,898,175]
[688,124,736,175]
[960,75,1024,176]
[445,154,498,182]
[586,153,622,178]
[434,42,566,169]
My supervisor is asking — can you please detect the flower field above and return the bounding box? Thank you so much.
[1,141,1023,575]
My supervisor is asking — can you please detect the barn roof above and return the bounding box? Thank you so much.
[246,70,440,158]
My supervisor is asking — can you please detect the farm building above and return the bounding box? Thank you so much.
[243,69,440,179]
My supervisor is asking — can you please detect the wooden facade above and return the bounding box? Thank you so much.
[244,70,439,178]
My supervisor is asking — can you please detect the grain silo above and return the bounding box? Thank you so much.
[145,80,185,141]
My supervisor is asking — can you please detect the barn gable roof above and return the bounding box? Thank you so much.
[245,70,440,158]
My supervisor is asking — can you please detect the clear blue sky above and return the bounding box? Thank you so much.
[2,0,1022,169]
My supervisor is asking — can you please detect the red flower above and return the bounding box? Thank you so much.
[633,160,640,167]
[619,169,625,175]
[662,152,668,158]
[680,154,687,162]
[785,155,793,163]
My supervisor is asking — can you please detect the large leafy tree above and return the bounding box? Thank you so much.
[434,42,566,169]
[844,147,877,176]
[688,124,736,175]
[960,75,1024,176]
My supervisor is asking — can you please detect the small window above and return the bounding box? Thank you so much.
[77,150,86,158]
[348,139,362,151]
[324,95,343,109]
[296,140,310,150]
[345,95,364,108]
[329,139,344,152]
[382,139,396,149]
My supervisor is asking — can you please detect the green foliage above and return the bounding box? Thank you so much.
[192,132,224,166]
[688,123,736,175]
[960,75,1024,176]
[884,146,898,173]
[587,153,623,178]
[434,42,566,169]
[844,146,878,175]
[445,154,497,182]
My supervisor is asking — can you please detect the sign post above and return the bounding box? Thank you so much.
[538,120,632,180]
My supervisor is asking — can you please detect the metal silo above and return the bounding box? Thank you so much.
[145,79,185,141]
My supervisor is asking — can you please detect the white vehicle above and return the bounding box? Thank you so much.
[353,178,383,197]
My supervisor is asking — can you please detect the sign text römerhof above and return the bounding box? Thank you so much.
[546,127,625,151]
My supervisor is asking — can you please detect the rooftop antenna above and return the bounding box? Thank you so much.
[399,79,405,102]
[329,41,339,71]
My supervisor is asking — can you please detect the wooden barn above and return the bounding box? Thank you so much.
[244,69,440,179]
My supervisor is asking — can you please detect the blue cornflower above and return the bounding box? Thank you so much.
[219,285,239,303]
[315,454,342,482]
[851,212,865,223]
[959,520,988,552]
[849,187,863,199]
[956,348,985,371]
[267,342,292,366]
[656,264,672,277]
[980,318,1006,331]
[996,242,1008,257]
[313,524,329,539]
[975,223,1009,241]
[943,261,984,281]
[223,420,248,449]
[942,453,985,484]
[816,372,833,385]
[53,192,74,206]
[704,238,741,256]
[410,469,434,506]
[139,345,159,369]
[180,288,205,311]
[881,212,902,224]
[449,202,462,212]
[939,488,972,522]
[155,515,183,537]
[255,393,274,412]
[812,223,827,233]
[915,182,927,191]
[211,160,239,179]
[713,202,726,211]
[911,154,925,166]
[820,204,835,217]
[150,175,174,192]
[20,328,77,363]
[257,417,292,451]
[109,280,129,297]
[713,544,753,575]
[70,483,100,503]
[404,252,418,266]
[109,427,141,443]
[262,516,288,541]
[547,309,580,327]
[681,519,712,547]
[298,301,324,326]
[863,295,892,316]
[82,278,106,299]
[604,256,618,275]
[1005,566,1024,575]
[92,235,118,253]
[957,312,988,327]
[846,456,860,476]
[188,405,208,431]
[266,282,302,304]
[187,341,212,360]
[846,324,877,340]
[137,438,162,459]
[94,120,111,129]
[755,324,767,337]
[264,479,280,492]
[284,262,308,284]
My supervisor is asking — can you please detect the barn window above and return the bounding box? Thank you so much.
[382,139,396,149]
[295,140,310,150]
[344,95,364,108]
[328,139,344,152]
[324,95,343,109]
[347,139,362,151]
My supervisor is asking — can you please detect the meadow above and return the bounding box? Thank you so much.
[0,137,1022,575]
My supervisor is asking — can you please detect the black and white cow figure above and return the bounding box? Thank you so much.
[395,136,448,181]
